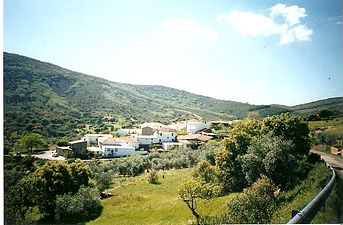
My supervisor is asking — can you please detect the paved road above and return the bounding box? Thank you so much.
[32,151,65,161]
[311,150,343,172]
[311,150,343,223]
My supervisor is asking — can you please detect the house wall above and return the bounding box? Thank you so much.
[115,141,139,149]
[70,141,87,151]
[142,127,154,135]
[187,122,209,134]
[162,142,184,150]
[137,132,176,145]
[137,136,157,145]
[156,132,176,142]
[102,145,146,157]
[81,134,113,145]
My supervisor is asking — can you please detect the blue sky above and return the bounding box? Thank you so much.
[4,0,343,106]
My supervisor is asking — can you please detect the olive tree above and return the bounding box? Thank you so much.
[20,133,43,154]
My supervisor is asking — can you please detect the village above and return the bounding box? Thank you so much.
[54,120,236,159]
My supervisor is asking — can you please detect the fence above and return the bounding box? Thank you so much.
[287,159,336,224]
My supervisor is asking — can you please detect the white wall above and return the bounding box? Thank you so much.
[156,132,176,142]
[102,145,146,157]
[187,122,209,134]
[115,141,139,149]
[82,134,113,145]
[137,136,157,145]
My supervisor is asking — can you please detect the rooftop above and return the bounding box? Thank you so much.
[68,140,87,145]
[177,134,212,142]
[114,136,139,143]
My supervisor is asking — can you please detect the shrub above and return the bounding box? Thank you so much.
[148,170,159,184]
[55,187,103,223]
[223,176,277,224]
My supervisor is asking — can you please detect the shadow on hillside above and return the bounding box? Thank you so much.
[38,205,103,225]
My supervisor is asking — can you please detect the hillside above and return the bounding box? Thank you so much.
[291,97,343,117]
[3,52,342,152]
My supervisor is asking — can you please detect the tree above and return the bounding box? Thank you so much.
[178,179,204,222]
[20,133,43,154]
[262,113,310,157]
[69,159,92,192]
[239,133,298,188]
[55,187,103,223]
[215,119,262,193]
[94,172,113,192]
[318,109,333,119]
[192,160,222,199]
[192,160,217,184]
[247,111,262,120]
[224,176,277,224]
[5,160,93,222]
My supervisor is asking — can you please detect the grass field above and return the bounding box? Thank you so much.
[87,169,235,225]
[308,117,343,134]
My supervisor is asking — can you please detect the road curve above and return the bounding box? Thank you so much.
[311,150,343,223]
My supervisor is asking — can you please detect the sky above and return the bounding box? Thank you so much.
[3,0,343,106]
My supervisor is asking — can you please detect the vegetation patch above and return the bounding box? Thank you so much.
[87,169,235,225]
[271,162,332,224]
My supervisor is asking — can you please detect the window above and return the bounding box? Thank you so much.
[115,148,118,152]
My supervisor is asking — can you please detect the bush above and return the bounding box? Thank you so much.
[55,187,103,223]
[223,176,277,224]
[148,170,159,184]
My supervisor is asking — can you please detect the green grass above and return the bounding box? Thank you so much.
[308,117,343,134]
[271,163,332,224]
[87,169,235,225]
[312,172,343,223]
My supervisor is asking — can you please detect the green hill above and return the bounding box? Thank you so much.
[3,52,342,152]
[291,97,343,117]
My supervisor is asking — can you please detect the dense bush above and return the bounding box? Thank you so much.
[4,158,95,225]
[223,176,277,224]
[239,133,302,188]
[216,113,311,193]
[55,187,103,223]
[88,144,218,179]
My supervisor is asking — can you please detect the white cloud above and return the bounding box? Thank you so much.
[270,3,307,26]
[224,11,279,37]
[219,4,313,45]
[292,25,313,41]
[162,18,218,41]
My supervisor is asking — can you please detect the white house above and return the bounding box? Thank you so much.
[155,131,176,143]
[113,136,139,149]
[137,131,176,145]
[87,146,103,155]
[116,128,141,136]
[137,135,157,145]
[140,122,165,129]
[102,145,147,157]
[187,121,209,134]
[81,134,113,145]
[162,142,185,150]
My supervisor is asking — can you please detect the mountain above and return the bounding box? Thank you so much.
[291,97,343,116]
[3,52,342,152]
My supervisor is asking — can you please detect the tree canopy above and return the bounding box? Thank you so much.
[20,133,44,153]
